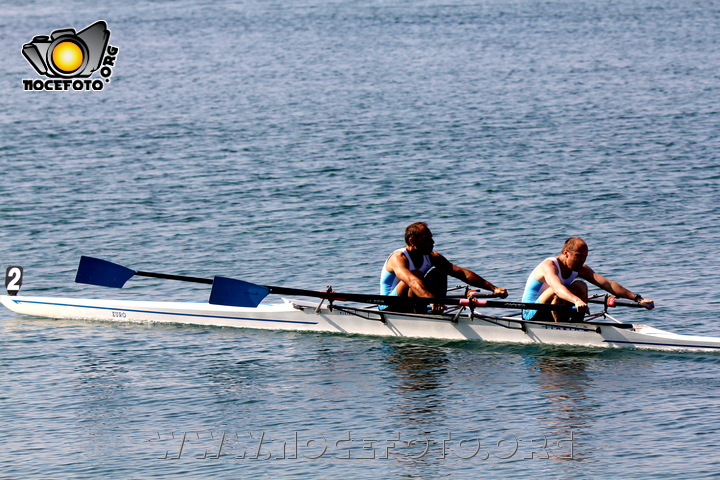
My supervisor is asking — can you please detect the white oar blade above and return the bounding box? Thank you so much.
[209,276,270,307]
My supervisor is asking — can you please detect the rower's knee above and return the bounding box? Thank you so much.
[537,288,557,304]
[423,267,447,298]
[569,280,588,298]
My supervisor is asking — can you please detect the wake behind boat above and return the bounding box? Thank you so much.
[4,258,720,352]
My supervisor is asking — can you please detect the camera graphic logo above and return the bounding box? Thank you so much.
[22,21,119,91]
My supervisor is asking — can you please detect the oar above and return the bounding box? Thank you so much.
[464,297,647,313]
[74,256,496,308]
[209,276,583,312]
[209,276,490,308]
[74,257,581,311]
[212,277,584,310]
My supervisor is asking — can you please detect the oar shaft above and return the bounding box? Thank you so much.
[136,270,212,285]
[466,297,645,311]
[264,284,466,307]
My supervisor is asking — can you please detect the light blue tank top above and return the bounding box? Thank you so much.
[380,248,433,297]
[521,258,578,320]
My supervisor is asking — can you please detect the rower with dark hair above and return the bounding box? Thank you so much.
[521,237,655,322]
[380,222,508,312]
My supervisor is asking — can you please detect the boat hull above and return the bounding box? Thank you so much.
[3,294,720,352]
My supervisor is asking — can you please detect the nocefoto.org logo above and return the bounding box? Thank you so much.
[22,20,119,91]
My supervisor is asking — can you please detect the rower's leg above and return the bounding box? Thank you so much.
[536,281,588,322]
[389,269,429,313]
[423,267,449,313]
[389,268,448,314]
[534,288,562,322]
[567,281,588,322]
[549,295,565,322]
[423,267,448,298]
[393,269,427,298]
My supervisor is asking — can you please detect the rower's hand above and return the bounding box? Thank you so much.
[431,304,446,314]
[493,287,508,299]
[574,300,589,315]
[640,298,655,310]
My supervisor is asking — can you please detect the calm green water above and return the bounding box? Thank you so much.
[2,0,720,478]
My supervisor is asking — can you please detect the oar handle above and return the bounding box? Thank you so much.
[588,296,646,309]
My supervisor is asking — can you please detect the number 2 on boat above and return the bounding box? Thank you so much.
[5,266,23,295]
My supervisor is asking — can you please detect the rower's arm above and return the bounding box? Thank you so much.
[386,252,435,298]
[580,266,654,309]
[445,260,508,298]
[541,261,586,307]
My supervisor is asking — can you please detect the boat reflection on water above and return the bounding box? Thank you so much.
[379,342,594,469]
[378,342,454,476]
[382,343,453,424]
[523,353,594,463]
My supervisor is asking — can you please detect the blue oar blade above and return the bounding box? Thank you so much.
[75,256,136,288]
[209,276,270,307]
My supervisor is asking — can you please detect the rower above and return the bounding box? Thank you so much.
[380,222,508,313]
[521,237,654,322]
